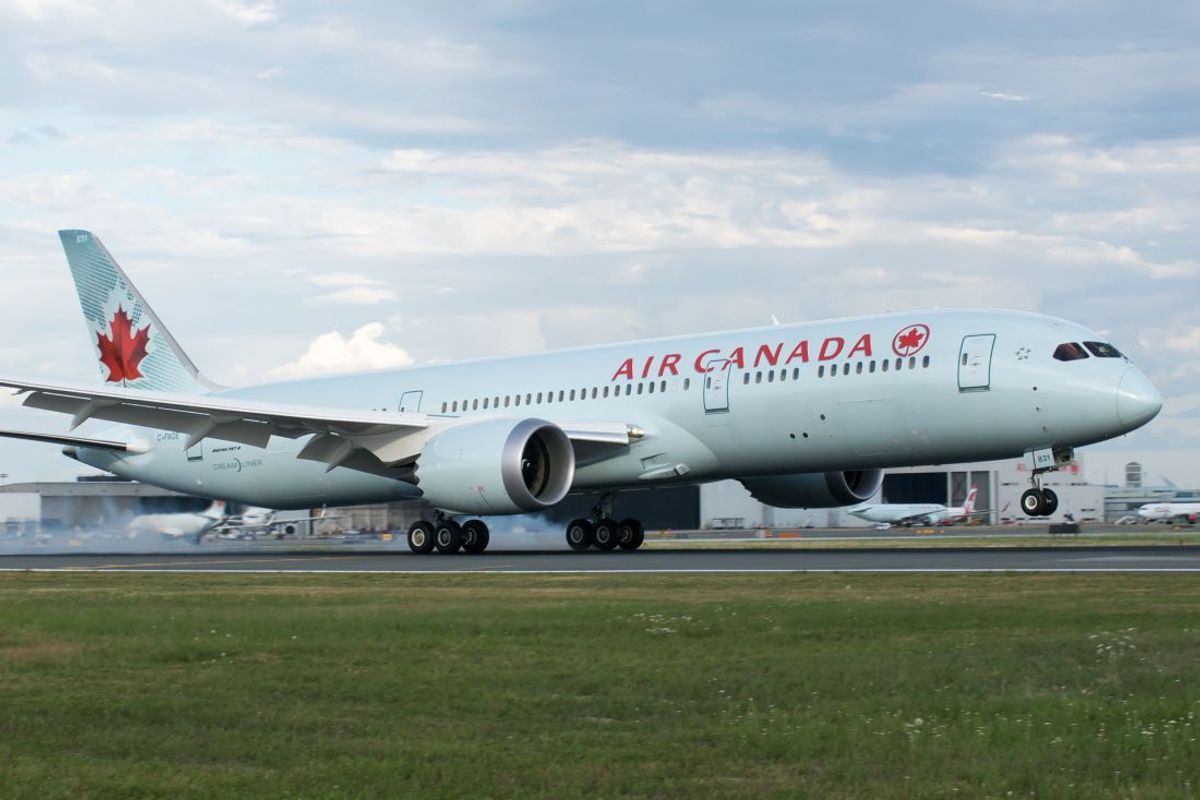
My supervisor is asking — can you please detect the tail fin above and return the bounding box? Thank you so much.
[58,230,220,394]
[202,500,228,521]
[963,486,978,515]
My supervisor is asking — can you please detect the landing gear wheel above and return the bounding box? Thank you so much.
[408,521,435,554]
[618,518,645,551]
[1021,489,1046,517]
[593,518,621,551]
[1041,489,1059,516]
[461,520,490,554]
[566,518,595,551]
[434,520,463,553]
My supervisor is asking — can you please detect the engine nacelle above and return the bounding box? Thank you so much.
[740,469,884,508]
[416,418,575,515]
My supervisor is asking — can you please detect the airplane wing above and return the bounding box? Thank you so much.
[0,376,637,475]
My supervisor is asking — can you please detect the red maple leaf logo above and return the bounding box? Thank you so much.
[892,324,930,356]
[96,306,151,383]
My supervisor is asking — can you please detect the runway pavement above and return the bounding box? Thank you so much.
[2,545,1200,572]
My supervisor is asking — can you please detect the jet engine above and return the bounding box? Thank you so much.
[415,418,575,514]
[740,469,884,508]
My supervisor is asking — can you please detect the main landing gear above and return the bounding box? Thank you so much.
[407,516,490,554]
[565,494,646,552]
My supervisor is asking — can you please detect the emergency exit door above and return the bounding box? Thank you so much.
[399,390,423,413]
[703,360,731,413]
[958,334,996,391]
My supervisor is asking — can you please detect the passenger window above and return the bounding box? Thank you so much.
[1083,341,1122,358]
[626,384,633,396]
[683,378,690,391]
[743,373,750,385]
[792,368,799,380]
[895,358,902,371]
[637,383,643,395]
[922,355,930,368]
[504,396,511,408]
[961,353,968,366]
[591,388,598,399]
[441,402,447,413]
[660,380,666,392]
[818,365,824,378]
[648,382,655,394]
[882,359,889,372]
[755,371,762,384]
[1054,342,1089,361]
[514,395,521,407]
[452,401,458,412]
[768,370,775,383]
[855,362,863,374]
[569,390,576,401]
[869,361,876,373]
[473,399,479,410]
[483,398,490,409]
[909,357,916,369]
[778,369,785,382]
[558,391,564,402]
[842,363,850,376]
[603,386,610,398]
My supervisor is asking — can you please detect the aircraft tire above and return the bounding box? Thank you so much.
[566,518,594,551]
[461,520,490,554]
[408,521,435,554]
[434,520,463,553]
[1020,489,1046,517]
[1041,489,1059,516]
[617,518,645,551]
[594,518,621,550]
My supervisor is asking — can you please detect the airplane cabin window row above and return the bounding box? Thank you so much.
[440,377,692,414]
[436,355,934,414]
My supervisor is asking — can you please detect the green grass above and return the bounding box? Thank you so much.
[1,574,1199,799]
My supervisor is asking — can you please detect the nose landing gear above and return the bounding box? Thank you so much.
[1021,486,1059,517]
[1021,447,1070,518]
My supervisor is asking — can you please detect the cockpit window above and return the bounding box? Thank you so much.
[1053,342,1089,362]
[1083,341,1123,358]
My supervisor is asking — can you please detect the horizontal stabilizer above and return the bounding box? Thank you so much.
[0,427,146,453]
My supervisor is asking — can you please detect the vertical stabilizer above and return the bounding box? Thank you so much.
[58,230,219,394]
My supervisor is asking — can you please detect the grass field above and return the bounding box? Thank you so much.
[2,573,1199,799]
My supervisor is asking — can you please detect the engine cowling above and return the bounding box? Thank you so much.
[415,418,575,515]
[740,470,884,508]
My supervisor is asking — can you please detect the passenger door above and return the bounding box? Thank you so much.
[398,390,423,413]
[703,359,731,413]
[958,334,996,391]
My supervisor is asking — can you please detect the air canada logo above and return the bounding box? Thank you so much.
[892,324,930,357]
[96,305,151,383]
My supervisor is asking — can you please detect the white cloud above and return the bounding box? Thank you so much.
[267,323,413,379]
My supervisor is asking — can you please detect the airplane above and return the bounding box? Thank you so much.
[214,506,340,538]
[1136,502,1200,524]
[126,500,227,543]
[0,231,1164,555]
[849,486,979,528]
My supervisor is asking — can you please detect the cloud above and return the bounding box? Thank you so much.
[267,323,413,379]
[306,272,397,304]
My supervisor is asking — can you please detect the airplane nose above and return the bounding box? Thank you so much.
[1116,368,1163,431]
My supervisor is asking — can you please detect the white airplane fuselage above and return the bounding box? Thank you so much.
[1137,503,1200,523]
[67,308,1161,511]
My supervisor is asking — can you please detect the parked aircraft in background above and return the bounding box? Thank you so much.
[0,231,1163,554]
[1136,502,1200,524]
[127,500,226,543]
[214,507,340,539]
[849,486,980,528]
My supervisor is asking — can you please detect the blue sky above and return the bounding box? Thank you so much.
[1,0,1198,484]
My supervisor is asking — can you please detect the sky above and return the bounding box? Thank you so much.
[0,0,1198,486]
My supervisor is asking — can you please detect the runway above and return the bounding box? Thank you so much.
[2,545,1200,572]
